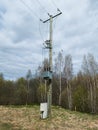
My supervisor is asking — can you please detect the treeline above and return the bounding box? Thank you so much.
[0,53,98,114]
[0,74,39,105]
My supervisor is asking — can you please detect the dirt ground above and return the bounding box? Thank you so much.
[0,105,98,130]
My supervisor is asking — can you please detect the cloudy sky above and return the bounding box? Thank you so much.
[0,0,98,80]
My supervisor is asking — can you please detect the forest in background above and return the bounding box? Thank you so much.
[0,53,98,114]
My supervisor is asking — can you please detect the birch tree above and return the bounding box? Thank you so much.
[82,54,98,113]
[54,51,63,106]
[26,69,32,105]
[63,54,73,110]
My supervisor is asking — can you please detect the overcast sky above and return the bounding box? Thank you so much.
[0,0,98,80]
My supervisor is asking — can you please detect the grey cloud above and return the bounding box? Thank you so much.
[90,0,98,10]
[0,0,98,79]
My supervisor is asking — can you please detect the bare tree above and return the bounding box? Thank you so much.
[63,54,73,110]
[26,69,32,105]
[82,54,98,113]
[54,51,63,106]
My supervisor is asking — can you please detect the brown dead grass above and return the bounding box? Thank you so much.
[0,105,98,130]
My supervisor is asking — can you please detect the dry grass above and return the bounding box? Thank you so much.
[0,105,98,130]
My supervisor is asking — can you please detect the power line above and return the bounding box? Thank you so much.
[39,20,45,42]
[36,0,49,14]
[39,19,50,44]
[50,0,59,9]
[20,0,50,46]
[46,22,49,40]
[50,0,62,15]
[20,0,40,20]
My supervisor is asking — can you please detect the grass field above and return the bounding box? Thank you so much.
[0,105,98,130]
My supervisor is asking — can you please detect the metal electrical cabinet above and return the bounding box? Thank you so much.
[40,103,48,119]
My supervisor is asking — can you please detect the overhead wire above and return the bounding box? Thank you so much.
[39,20,45,42]
[50,0,59,9]
[24,0,50,45]
[20,0,50,59]
[36,0,49,14]
[20,0,61,72]
[37,1,50,45]
[27,0,49,43]
[52,17,58,49]
[20,0,40,20]
[9,0,62,81]
[20,0,46,66]
[45,21,49,40]
[50,0,62,17]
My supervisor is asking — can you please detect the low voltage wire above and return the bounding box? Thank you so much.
[20,0,40,20]
[39,21,45,42]
[20,0,47,43]
[36,0,49,14]
[50,0,59,9]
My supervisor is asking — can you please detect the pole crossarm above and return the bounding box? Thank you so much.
[43,12,62,23]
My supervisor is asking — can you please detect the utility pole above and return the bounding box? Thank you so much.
[42,10,62,117]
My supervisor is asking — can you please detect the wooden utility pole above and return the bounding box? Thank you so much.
[42,11,62,117]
